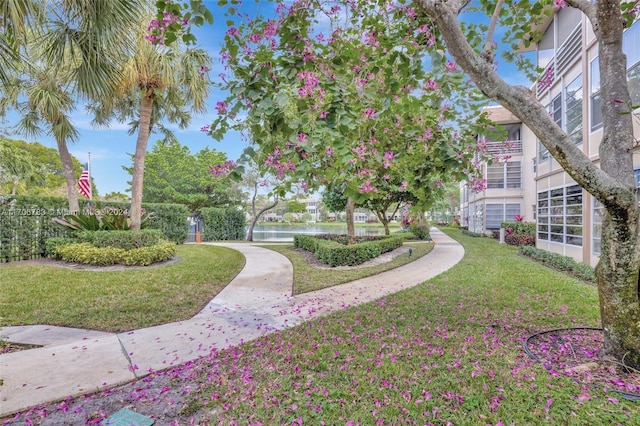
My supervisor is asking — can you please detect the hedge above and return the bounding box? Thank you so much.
[201,207,246,241]
[294,234,404,267]
[501,221,536,236]
[0,195,189,262]
[82,229,165,250]
[519,245,596,283]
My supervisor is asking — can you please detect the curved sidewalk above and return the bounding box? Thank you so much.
[0,228,463,418]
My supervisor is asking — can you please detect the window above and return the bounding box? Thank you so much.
[624,20,640,71]
[565,74,583,144]
[486,204,521,230]
[486,161,522,189]
[506,162,522,188]
[591,57,602,130]
[551,93,563,128]
[537,185,583,246]
[592,198,604,255]
[538,140,549,161]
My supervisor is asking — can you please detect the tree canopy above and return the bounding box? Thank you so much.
[123,139,239,213]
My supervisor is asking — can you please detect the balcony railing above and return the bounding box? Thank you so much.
[485,139,523,155]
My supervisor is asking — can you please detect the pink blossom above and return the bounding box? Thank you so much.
[200,125,210,133]
[325,147,334,156]
[445,61,457,72]
[554,0,567,8]
[424,79,439,90]
[363,108,377,120]
[210,160,237,177]
[226,27,240,37]
[398,181,408,191]
[319,111,329,119]
[215,101,228,115]
[359,180,377,193]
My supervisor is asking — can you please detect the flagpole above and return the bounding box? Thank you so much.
[88,152,92,200]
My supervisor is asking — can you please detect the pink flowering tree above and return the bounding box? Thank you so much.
[162,0,640,367]
[206,1,490,236]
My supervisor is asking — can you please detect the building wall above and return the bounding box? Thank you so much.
[531,10,640,267]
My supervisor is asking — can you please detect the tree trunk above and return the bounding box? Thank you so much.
[129,88,154,231]
[374,210,391,235]
[346,197,355,237]
[56,136,80,213]
[247,197,279,241]
[414,0,640,367]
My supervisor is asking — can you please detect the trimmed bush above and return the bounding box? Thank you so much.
[144,202,190,244]
[121,241,176,266]
[202,207,246,241]
[505,233,535,246]
[409,221,431,240]
[56,243,126,266]
[296,234,404,267]
[519,245,596,283]
[55,240,176,267]
[501,221,535,236]
[294,235,318,252]
[89,229,164,250]
[44,237,75,259]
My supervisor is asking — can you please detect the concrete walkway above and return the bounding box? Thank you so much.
[0,228,463,418]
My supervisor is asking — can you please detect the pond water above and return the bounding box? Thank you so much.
[249,224,387,242]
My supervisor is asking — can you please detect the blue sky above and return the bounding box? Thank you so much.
[4,1,532,196]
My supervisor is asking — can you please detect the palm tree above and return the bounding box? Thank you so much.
[0,0,144,211]
[90,33,212,229]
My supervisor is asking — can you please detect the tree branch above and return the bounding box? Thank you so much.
[565,0,598,24]
[413,0,632,208]
[482,0,505,63]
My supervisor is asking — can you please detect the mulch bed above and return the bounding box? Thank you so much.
[524,327,640,401]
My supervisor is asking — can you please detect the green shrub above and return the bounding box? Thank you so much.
[501,221,536,236]
[121,241,176,266]
[202,207,246,241]
[519,246,596,283]
[44,237,75,259]
[56,243,126,266]
[55,240,176,266]
[505,233,536,246]
[296,235,404,267]
[409,221,431,240]
[462,230,484,237]
[144,203,189,244]
[89,229,164,250]
[294,235,318,252]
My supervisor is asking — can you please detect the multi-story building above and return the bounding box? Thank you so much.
[461,8,640,267]
[460,106,537,234]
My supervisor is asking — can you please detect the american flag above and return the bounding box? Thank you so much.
[78,163,91,199]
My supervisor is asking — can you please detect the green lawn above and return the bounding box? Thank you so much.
[0,245,245,332]
[176,228,638,425]
[264,242,433,294]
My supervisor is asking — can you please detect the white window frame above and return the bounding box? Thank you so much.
[537,185,583,246]
[486,161,522,189]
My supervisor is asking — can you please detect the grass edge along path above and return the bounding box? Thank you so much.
[262,241,433,295]
[0,245,245,332]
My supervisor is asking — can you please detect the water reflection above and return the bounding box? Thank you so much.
[250,224,386,242]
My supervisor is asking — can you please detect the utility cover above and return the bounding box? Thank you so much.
[100,408,154,426]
